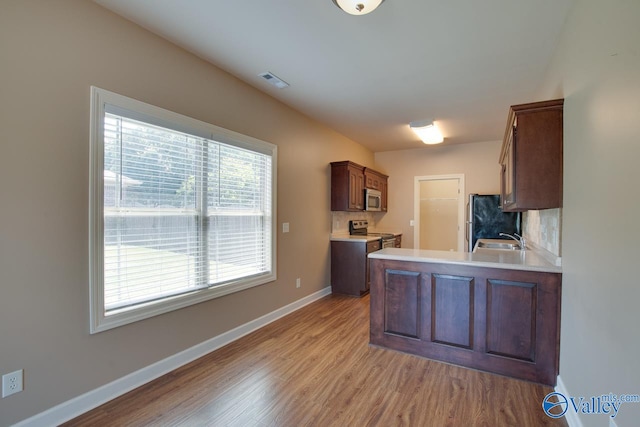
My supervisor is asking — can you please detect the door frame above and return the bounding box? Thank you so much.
[413,174,465,251]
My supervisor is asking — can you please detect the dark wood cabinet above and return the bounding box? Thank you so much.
[370,258,561,386]
[331,239,381,296]
[364,168,387,190]
[500,99,563,212]
[364,167,389,212]
[331,161,365,211]
[331,161,388,212]
[380,179,388,212]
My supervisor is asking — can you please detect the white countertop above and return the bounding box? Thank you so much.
[370,229,402,236]
[368,247,562,273]
[330,230,402,243]
[330,234,382,243]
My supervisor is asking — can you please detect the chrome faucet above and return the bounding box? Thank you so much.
[499,233,526,250]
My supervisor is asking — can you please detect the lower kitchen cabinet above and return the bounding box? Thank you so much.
[331,239,381,296]
[369,258,561,386]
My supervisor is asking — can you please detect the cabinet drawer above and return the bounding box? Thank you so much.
[367,240,381,253]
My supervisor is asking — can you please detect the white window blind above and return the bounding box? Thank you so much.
[90,87,276,332]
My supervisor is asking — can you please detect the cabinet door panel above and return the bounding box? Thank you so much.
[380,179,388,211]
[384,270,421,338]
[501,127,515,208]
[331,241,368,296]
[348,168,363,210]
[431,274,474,349]
[486,279,536,362]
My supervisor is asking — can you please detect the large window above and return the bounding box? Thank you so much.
[89,87,277,333]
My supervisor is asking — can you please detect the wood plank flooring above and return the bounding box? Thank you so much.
[63,294,567,426]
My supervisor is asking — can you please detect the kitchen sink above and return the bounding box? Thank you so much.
[476,241,522,250]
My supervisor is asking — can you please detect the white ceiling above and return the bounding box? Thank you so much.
[94,0,573,152]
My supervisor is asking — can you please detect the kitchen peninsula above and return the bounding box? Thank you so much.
[368,246,561,386]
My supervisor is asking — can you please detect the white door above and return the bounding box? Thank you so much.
[414,175,464,251]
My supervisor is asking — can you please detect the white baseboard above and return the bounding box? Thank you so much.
[556,375,584,427]
[14,286,332,427]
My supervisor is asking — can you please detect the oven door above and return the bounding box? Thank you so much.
[382,238,395,249]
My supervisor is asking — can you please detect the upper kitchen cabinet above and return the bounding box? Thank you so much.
[331,161,365,211]
[364,168,388,212]
[331,161,389,212]
[500,99,563,212]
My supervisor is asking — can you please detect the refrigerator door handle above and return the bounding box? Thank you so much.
[466,198,474,252]
[465,202,470,244]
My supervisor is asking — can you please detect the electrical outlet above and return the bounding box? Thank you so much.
[2,370,23,398]
[296,278,301,288]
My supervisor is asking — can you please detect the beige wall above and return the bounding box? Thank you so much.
[0,1,374,424]
[536,0,640,425]
[374,140,502,249]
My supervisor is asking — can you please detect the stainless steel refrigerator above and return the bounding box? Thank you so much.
[466,194,521,251]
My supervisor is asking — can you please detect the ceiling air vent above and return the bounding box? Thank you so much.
[259,72,290,89]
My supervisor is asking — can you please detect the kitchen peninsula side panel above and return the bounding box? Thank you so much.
[369,258,561,386]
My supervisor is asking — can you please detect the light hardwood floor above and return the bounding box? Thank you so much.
[63,294,567,426]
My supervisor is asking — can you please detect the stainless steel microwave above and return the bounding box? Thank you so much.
[365,188,382,211]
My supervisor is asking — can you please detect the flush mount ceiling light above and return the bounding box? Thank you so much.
[409,119,444,145]
[332,0,386,15]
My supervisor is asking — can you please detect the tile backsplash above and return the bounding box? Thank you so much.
[331,211,379,234]
[523,208,562,256]
[333,208,562,257]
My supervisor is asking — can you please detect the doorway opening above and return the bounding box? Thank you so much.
[414,174,465,251]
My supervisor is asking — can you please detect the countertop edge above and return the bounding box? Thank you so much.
[330,234,380,243]
[330,230,402,242]
[368,248,562,274]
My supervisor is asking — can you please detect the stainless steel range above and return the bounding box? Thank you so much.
[349,220,396,248]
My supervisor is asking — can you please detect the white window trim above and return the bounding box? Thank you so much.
[89,86,277,333]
